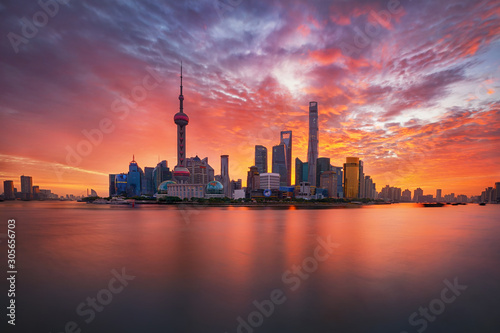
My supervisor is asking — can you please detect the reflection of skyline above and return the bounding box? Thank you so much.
[1,0,499,196]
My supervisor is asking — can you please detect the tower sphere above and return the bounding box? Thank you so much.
[174,112,189,126]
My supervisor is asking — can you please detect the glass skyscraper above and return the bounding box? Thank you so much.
[343,157,359,199]
[280,131,292,186]
[272,143,288,186]
[255,145,268,174]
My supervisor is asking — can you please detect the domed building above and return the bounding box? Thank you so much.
[205,180,225,198]
[157,180,177,194]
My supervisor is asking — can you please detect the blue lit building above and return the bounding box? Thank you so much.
[115,174,127,196]
[127,156,143,197]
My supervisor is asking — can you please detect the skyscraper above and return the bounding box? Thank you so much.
[343,157,359,199]
[307,102,319,186]
[109,174,117,197]
[20,175,33,200]
[316,157,330,187]
[127,155,143,197]
[280,131,292,186]
[173,63,190,183]
[413,188,423,202]
[436,189,442,202]
[320,170,337,198]
[246,166,260,196]
[255,145,268,174]
[3,180,14,200]
[221,155,231,198]
[358,160,365,198]
[295,158,303,185]
[272,143,287,186]
[153,160,172,192]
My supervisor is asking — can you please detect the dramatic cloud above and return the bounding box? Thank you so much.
[0,0,499,196]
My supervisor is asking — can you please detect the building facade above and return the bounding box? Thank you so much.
[260,173,280,190]
[3,180,15,200]
[255,145,268,174]
[220,155,231,198]
[343,157,359,199]
[272,144,288,186]
[307,101,319,186]
[280,131,292,186]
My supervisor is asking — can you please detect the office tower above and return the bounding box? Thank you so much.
[364,176,374,200]
[295,158,303,185]
[127,155,143,197]
[3,180,15,200]
[332,166,343,198]
[153,160,172,192]
[436,189,442,202]
[173,63,191,183]
[109,174,117,197]
[316,157,331,187]
[343,157,359,199]
[402,189,412,202]
[187,156,214,185]
[221,155,231,198]
[260,173,280,190]
[280,131,292,186]
[272,143,288,186]
[20,175,33,200]
[320,170,337,198]
[358,160,365,198]
[307,101,319,186]
[141,167,155,196]
[115,174,127,196]
[495,182,500,202]
[255,145,268,174]
[246,166,260,194]
[413,188,423,202]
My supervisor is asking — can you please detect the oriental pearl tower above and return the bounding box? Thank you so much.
[172,63,190,183]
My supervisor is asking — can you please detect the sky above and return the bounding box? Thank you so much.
[1,0,499,197]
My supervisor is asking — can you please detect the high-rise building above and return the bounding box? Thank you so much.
[280,131,292,186]
[413,188,423,202]
[127,155,143,197]
[364,176,374,200]
[307,102,319,186]
[358,160,365,198]
[436,189,442,202]
[246,166,260,196]
[295,158,303,185]
[32,186,40,200]
[255,145,268,174]
[109,174,117,197]
[332,166,343,198]
[272,143,288,186]
[3,180,15,200]
[402,189,412,202]
[187,156,214,185]
[141,167,155,196]
[260,173,280,190]
[343,157,359,199]
[221,155,231,198]
[115,174,127,196]
[153,160,172,192]
[320,170,337,198]
[20,175,33,200]
[316,157,331,188]
[495,182,500,203]
[173,63,191,183]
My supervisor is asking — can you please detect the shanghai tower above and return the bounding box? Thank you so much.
[307,101,318,186]
[173,63,190,183]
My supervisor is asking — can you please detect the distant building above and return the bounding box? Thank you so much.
[115,174,127,196]
[343,157,359,199]
[20,175,33,200]
[255,145,268,174]
[205,181,225,199]
[187,155,214,185]
[358,160,365,198]
[3,180,15,200]
[272,143,288,186]
[332,166,343,198]
[109,174,117,197]
[153,160,172,192]
[247,166,260,191]
[141,167,155,196]
[402,189,412,202]
[364,175,375,200]
[316,157,331,188]
[260,173,280,190]
[127,156,143,197]
[320,170,337,198]
[295,158,303,185]
[220,155,231,198]
[233,189,246,200]
[32,186,40,200]
[436,189,442,202]
[496,182,500,203]
[307,101,319,186]
[168,183,204,200]
[231,179,242,193]
[280,131,292,186]
[413,188,424,202]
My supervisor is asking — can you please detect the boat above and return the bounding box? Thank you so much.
[422,203,445,207]
[479,202,486,206]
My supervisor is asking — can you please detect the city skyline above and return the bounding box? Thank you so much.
[1,0,500,196]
